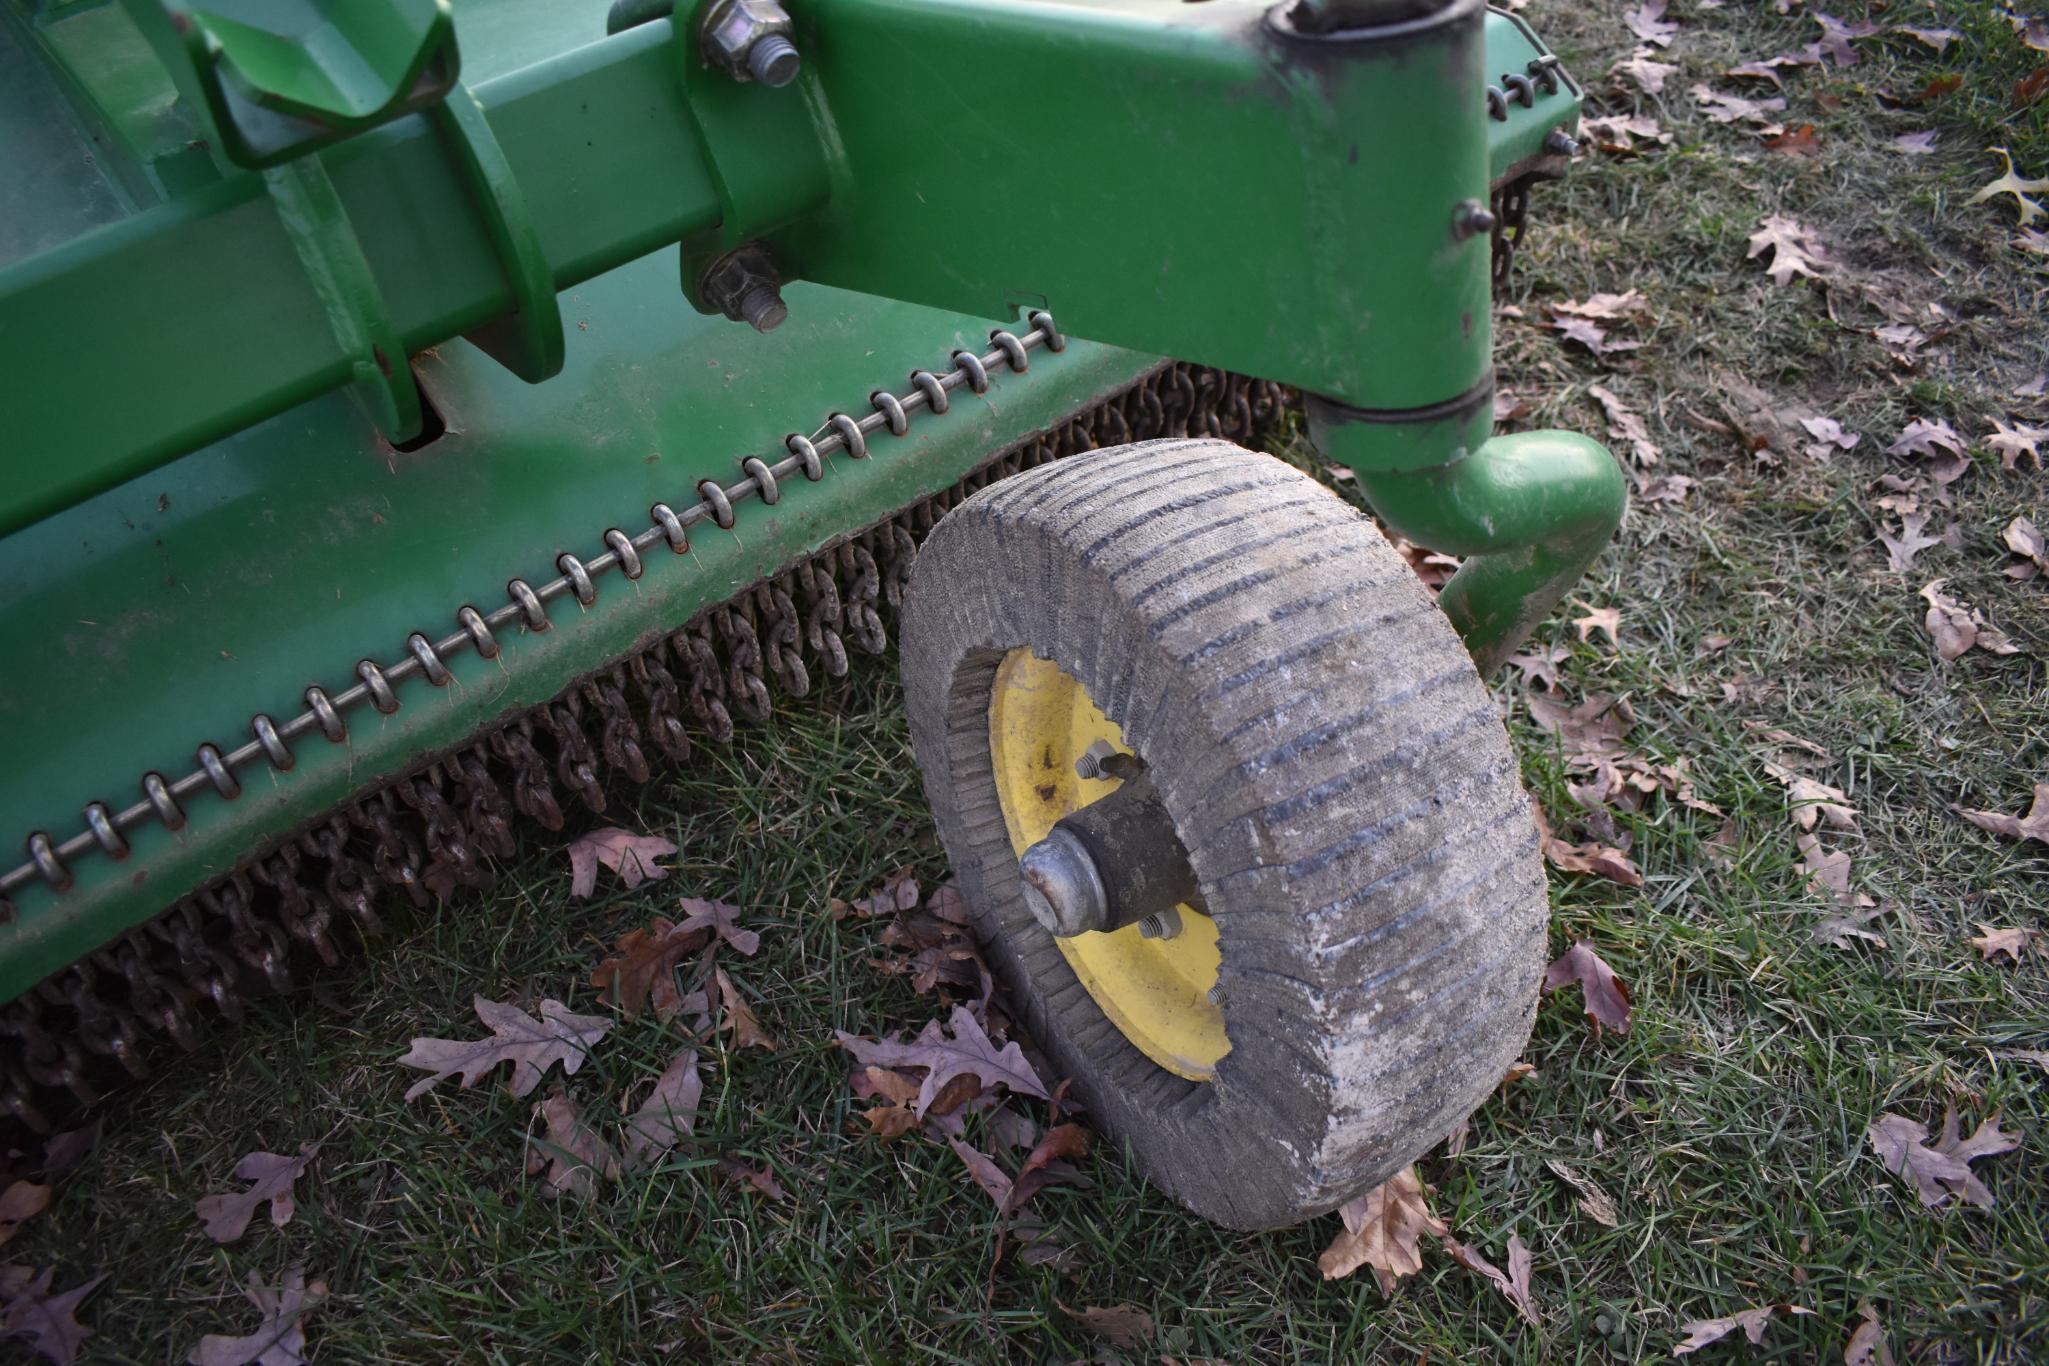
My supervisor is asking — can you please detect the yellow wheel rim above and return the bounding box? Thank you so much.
[987,650,1228,1080]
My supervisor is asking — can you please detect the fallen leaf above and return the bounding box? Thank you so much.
[1746,215,1827,284]
[1526,692,1635,763]
[1571,602,1623,649]
[844,868,922,919]
[1506,644,1570,691]
[1675,1304,1815,1355]
[1549,316,1639,357]
[1844,1300,1896,1366]
[1696,86,1790,129]
[1876,510,1945,574]
[713,967,777,1052]
[0,1183,49,1247]
[837,1007,1048,1116]
[1318,1167,1448,1292]
[1997,1048,2049,1074]
[1813,902,1890,949]
[1767,123,1822,156]
[1588,384,1662,466]
[1580,113,1673,155]
[1800,415,1861,458]
[622,1049,702,1169]
[400,997,611,1101]
[1896,25,1956,52]
[715,1157,787,1202]
[1970,925,2035,963]
[1868,1108,2019,1209]
[1624,0,1677,46]
[1886,417,1966,461]
[529,1092,620,1199]
[1762,761,1856,831]
[1545,1160,1620,1226]
[1987,418,2047,471]
[1059,1302,1155,1351]
[2019,66,2049,108]
[673,898,760,956]
[565,827,677,898]
[1535,806,1643,888]
[3,1270,106,1366]
[1898,72,1963,104]
[1889,130,1937,155]
[1967,146,2049,227]
[1612,48,1681,94]
[1919,581,2021,660]
[1444,1117,1471,1157]
[1809,10,1881,66]
[1954,782,2049,845]
[1797,831,1874,910]
[590,916,711,1020]
[188,1267,325,1366]
[1554,291,1649,321]
[194,1144,320,1244]
[1442,1234,1539,1324]
[1727,54,1813,89]
[2005,517,2047,581]
[1542,942,1632,1032]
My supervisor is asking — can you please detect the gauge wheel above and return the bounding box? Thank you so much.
[899,437,1548,1229]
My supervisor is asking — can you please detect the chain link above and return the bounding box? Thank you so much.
[0,358,1292,1131]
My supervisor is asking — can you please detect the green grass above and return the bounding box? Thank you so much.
[10,0,2049,1360]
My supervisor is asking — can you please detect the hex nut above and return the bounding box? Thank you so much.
[699,244,788,333]
[702,0,801,87]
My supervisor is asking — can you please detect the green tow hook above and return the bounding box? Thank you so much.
[1309,392,1628,676]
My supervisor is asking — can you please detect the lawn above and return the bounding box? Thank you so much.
[5,0,2046,1360]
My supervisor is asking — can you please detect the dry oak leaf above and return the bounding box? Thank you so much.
[1695,86,1788,130]
[1442,1233,1538,1325]
[1318,1165,1447,1293]
[1919,580,2021,661]
[1885,418,1967,483]
[1967,146,2049,228]
[1506,644,1570,691]
[399,996,611,1101]
[529,1092,621,1199]
[1762,760,1856,831]
[194,1143,320,1244]
[623,1049,702,1169]
[565,827,676,899]
[835,1005,1049,1116]
[1674,1304,1815,1356]
[1845,1301,1896,1366]
[1746,215,1828,284]
[1890,130,1937,155]
[1059,1302,1156,1352]
[1571,602,1623,649]
[1727,54,1813,89]
[0,1183,49,1247]
[1876,510,1945,574]
[1541,941,1633,1033]
[1545,1160,1620,1227]
[590,915,712,1020]
[1809,10,1881,65]
[1988,418,2047,472]
[1766,124,1822,157]
[713,966,777,1051]
[1612,48,1680,94]
[1970,924,2035,963]
[3,1269,106,1366]
[1623,0,1677,46]
[1526,692,1634,762]
[1581,114,1673,154]
[1867,1108,2020,1209]
[188,1267,326,1366]
[1796,831,1873,910]
[1954,782,2049,845]
[1813,902,1890,950]
[1587,384,1662,466]
[1541,824,1644,888]
[2005,516,2047,579]
[714,1157,787,1202]
[1897,25,1957,52]
[1801,415,1861,458]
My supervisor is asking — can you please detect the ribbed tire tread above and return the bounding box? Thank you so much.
[900,439,1545,1229]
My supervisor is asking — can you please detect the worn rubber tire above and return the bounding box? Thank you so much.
[900,438,1547,1230]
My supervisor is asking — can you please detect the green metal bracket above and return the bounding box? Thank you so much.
[434,84,565,383]
[261,154,424,443]
[120,0,459,169]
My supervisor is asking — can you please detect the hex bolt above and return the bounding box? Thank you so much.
[700,244,789,334]
[1074,739,1120,781]
[1452,199,1498,240]
[1544,128,1583,158]
[748,33,802,87]
[701,0,801,87]
[1207,984,1225,1006]
[1137,906,1183,941]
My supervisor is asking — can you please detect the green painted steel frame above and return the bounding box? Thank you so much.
[0,0,1621,1000]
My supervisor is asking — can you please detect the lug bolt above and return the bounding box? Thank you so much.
[737,283,788,333]
[1453,199,1498,240]
[1137,906,1183,941]
[1545,128,1583,158]
[700,243,789,334]
[1074,739,1119,781]
[748,33,801,86]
